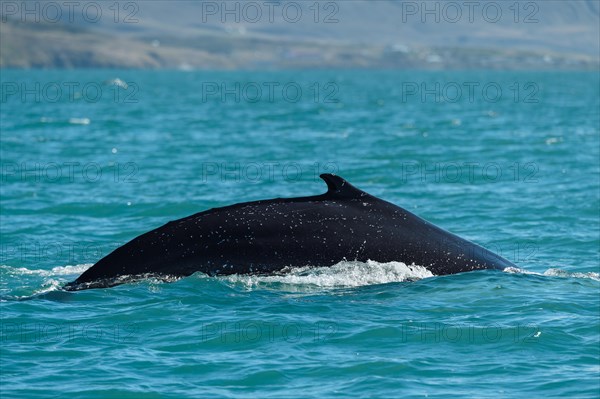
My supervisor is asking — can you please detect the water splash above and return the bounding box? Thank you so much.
[221,260,435,290]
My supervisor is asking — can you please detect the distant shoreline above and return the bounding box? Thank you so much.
[2,18,598,71]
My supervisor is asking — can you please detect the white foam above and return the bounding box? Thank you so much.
[543,268,600,281]
[34,279,64,295]
[222,260,434,289]
[68,118,90,125]
[1,264,92,277]
[504,266,600,281]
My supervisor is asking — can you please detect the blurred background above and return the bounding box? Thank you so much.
[2,0,599,70]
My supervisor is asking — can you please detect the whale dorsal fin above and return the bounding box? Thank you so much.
[320,174,369,199]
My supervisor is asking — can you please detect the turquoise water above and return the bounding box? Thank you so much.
[1,70,599,398]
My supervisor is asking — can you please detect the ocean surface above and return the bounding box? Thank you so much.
[1,70,599,398]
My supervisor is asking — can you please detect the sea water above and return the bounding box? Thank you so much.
[1,70,599,398]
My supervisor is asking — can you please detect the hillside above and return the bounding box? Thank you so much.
[1,0,598,69]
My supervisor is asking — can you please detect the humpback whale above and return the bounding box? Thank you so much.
[64,174,516,290]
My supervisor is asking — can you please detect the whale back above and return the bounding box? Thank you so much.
[64,174,515,290]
